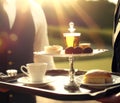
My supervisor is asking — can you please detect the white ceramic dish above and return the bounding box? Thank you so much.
[76,75,120,87]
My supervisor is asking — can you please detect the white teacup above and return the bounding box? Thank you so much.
[21,63,47,82]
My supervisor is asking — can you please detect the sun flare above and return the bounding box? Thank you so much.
[36,0,106,48]
[37,0,77,4]
[37,0,98,27]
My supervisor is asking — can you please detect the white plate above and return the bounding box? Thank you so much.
[34,49,108,57]
[17,76,54,85]
[76,75,120,87]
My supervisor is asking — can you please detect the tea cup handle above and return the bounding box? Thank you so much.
[20,65,29,76]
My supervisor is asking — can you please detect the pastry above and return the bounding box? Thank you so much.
[65,47,74,54]
[79,43,91,49]
[73,47,83,54]
[82,69,113,84]
[79,43,93,53]
[65,46,83,54]
[83,47,93,53]
[44,45,63,54]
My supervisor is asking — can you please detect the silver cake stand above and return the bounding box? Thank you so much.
[34,49,108,92]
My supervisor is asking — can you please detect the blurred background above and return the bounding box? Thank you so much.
[35,0,117,71]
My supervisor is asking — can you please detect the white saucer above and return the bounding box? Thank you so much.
[17,76,54,85]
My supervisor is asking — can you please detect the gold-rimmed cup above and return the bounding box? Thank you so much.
[21,63,47,82]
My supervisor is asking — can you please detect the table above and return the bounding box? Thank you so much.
[0,69,120,101]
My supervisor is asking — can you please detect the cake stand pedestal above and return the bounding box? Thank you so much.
[64,56,79,91]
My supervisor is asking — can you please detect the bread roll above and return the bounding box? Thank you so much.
[82,70,113,84]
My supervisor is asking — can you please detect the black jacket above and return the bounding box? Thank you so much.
[0,4,35,73]
[112,0,120,72]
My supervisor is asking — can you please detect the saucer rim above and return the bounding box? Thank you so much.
[17,76,53,84]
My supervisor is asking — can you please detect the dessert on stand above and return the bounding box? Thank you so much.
[34,22,108,91]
